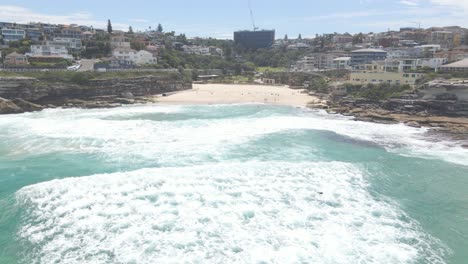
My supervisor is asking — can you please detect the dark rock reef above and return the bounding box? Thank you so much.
[0,76,192,114]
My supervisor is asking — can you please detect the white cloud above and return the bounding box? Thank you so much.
[430,0,468,11]
[399,0,420,7]
[0,5,128,30]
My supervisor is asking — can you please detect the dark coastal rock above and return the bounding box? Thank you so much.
[114,98,135,104]
[0,76,192,105]
[65,99,88,105]
[121,92,134,99]
[405,121,422,128]
[0,97,23,114]
[12,98,44,112]
[0,97,24,114]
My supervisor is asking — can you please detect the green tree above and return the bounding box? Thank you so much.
[157,23,163,32]
[352,33,364,45]
[298,34,302,40]
[107,19,113,34]
[128,26,134,34]
[176,33,188,44]
[284,34,288,41]
[130,41,145,51]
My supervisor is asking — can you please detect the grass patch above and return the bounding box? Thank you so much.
[256,67,286,73]
[0,71,188,84]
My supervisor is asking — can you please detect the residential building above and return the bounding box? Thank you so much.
[109,58,135,69]
[434,46,468,62]
[25,28,44,41]
[377,36,400,48]
[145,45,161,56]
[94,57,136,70]
[42,25,59,38]
[234,30,275,49]
[56,26,82,39]
[400,58,446,71]
[112,47,138,62]
[439,59,468,72]
[29,45,73,60]
[414,45,441,56]
[355,58,446,73]
[349,71,424,86]
[332,57,351,69]
[386,48,423,59]
[135,50,157,65]
[431,31,454,47]
[111,36,131,48]
[293,55,315,72]
[287,43,309,50]
[4,52,28,65]
[181,45,223,56]
[350,48,387,65]
[46,37,83,51]
[333,33,353,45]
[293,52,345,71]
[182,45,209,55]
[81,31,95,40]
[1,28,26,42]
[209,46,223,56]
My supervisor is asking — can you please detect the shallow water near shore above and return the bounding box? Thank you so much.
[0,104,467,263]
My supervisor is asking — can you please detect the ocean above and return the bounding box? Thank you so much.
[0,104,467,263]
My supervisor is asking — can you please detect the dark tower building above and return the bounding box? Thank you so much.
[234,30,275,49]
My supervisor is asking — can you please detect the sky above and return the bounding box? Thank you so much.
[0,0,467,39]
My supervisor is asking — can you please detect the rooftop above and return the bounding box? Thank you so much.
[113,47,137,52]
[351,48,386,53]
[6,52,25,57]
[334,57,351,61]
[440,59,468,68]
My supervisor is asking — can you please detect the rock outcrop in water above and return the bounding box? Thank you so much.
[0,76,192,114]
[311,79,468,141]
[0,97,23,114]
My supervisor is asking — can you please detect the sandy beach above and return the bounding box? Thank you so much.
[154,84,321,107]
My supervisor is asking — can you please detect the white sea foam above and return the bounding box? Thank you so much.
[16,162,448,264]
[0,104,466,166]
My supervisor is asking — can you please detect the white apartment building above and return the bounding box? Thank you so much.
[29,45,73,60]
[135,50,157,65]
[398,58,447,72]
[1,28,26,42]
[46,38,83,51]
[332,57,351,69]
[112,48,157,65]
[112,48,138,61]
[349,71,424,86]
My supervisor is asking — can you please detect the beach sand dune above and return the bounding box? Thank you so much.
[155,84,320,107]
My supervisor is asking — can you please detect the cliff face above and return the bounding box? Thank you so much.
[0,76,192,103]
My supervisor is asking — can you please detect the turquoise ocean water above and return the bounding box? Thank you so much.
[0,104,467,263]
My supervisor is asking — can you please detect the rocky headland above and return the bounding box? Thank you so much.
[309,79,468,144]
[0,75,192,114]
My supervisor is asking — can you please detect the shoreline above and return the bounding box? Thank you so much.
[1,82,467,145]
[153,83,323,108]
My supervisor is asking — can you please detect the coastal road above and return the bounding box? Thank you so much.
[77,59,97,72]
